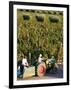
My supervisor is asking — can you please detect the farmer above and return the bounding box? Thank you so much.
[38,54,44,63]
[22,55,29,69]
[50,56,59,69]
[17,60,24,78]
[50,56,56,65]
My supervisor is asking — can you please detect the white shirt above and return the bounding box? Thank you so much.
[22,58,28,66]
[38,57,43,63]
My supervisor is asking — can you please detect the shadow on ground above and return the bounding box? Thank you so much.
[45,65,63,78]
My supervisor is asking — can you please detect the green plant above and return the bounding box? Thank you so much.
[17,9,63,64]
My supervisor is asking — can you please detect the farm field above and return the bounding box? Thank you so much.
[17,9,63,80]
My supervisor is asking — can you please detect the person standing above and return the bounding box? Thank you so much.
[22,56,29,69]
[38,54,44,63]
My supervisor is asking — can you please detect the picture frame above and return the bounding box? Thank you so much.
[9,1,69,88]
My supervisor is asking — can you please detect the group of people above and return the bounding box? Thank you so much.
[20,54,44,68]
[17,54,44,78]
[17,54,57,78]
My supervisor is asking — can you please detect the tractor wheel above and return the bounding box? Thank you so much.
[37,62,46,77]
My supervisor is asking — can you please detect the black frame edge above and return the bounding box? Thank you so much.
[9,1,69,8]
[9,1,13,89]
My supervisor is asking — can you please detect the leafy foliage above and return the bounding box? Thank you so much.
[17,9,63,63]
